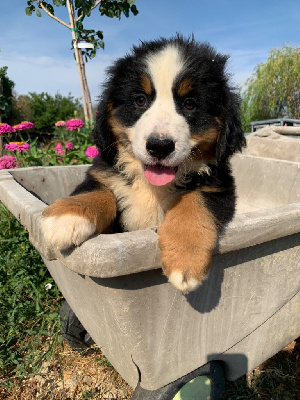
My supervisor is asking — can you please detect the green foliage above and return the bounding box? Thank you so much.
[0,66,15,122]
[0,202,63,384]
[241,44,300,132]
[26,92,81,135]
[25,0,139,62]
[99,0,139,18]
[11,94,34,125]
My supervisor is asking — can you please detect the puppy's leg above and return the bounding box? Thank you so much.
[42,176,117,250]
[158,190,219,293]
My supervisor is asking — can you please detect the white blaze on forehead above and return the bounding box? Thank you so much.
[146,45,184,102]
[130,44,192,168]
[140,44,188,137]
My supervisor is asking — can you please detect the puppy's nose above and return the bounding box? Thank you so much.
[146,136,175,160]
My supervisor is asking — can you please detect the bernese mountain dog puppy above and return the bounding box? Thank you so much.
[42,36,246,293]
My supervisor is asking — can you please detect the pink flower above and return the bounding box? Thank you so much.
[65,141,74,151]
[0,123,12,134]
[55,120,66,127]
[55,142,74,155]
[13,121,34,131]
[85,146,99,159]
[5,142,30,152]
[0,155,18,170]
[66,119,84,131]
[55,143,65,156]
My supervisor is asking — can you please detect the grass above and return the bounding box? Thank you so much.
[0,202,299,399]
[0,202,63,387]
[224,339,299,399]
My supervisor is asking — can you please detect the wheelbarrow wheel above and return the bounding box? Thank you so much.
[131,361,224,400]
[59,300,95,350]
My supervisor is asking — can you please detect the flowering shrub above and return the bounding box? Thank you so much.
[5,142,30,152]
[55,121,66,127]
[0,121,36,168]
[55,141,75,156]
[13,121,35,132]
[65,141,74,151]
[66,119,84,131]
[0,123,12,134]
[0,155,18,170]
[0,118,97,169]
[85,146,99,159]
[55,143,65,156]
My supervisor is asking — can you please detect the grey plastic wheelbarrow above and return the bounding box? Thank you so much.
[0,153,299,398]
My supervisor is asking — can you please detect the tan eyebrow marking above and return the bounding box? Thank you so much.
[177,78,193,97]
[140,75,153,95]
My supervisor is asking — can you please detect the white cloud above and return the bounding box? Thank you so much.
[2,53,58,67]
[0,51,115,103]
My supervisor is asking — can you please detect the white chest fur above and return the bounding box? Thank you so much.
[90,166,179,231]
[117,176,179,231]
[90,150,184,231]
[91,151,180,231]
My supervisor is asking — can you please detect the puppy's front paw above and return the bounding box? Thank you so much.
[41,196,99,250]
[168,270,205,293]
[41,189,117,251]
[42,213,96,251]
[158,216,216,292]
[159,242,212,294]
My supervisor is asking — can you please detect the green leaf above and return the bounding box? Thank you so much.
[45,3,55,15]
[25,7,33,16]
[36,9,42,17]
[131,4,138,16]
[96,30,104,40]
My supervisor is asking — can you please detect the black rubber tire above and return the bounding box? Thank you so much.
[59,300,95,350]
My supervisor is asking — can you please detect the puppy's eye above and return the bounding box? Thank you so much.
[183,98,196,111]
[135,95,147,108]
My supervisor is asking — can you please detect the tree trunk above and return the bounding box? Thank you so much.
[0,77,3,156]
[66,0,89,122]
[77,50,94,122]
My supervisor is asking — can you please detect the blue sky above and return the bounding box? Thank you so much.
[1,0,299,104]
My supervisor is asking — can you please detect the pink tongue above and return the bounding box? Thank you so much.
[144,165,176,186]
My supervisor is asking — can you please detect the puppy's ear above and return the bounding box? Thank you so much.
[92,94,117,165]
[216,92,246,164]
